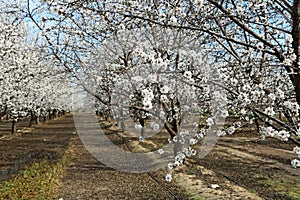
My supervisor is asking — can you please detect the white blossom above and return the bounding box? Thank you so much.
[264,107,275,117]
[165,173,173,182]
[206,117,215,127]
[158,148,164,155]
[291,159,300,168]
[183,71,192,79]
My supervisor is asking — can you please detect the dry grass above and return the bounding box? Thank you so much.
[0,153,70,200]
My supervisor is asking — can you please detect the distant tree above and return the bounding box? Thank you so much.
[0,3,72,132]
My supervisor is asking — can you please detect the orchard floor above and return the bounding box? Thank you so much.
[0,114,299,200]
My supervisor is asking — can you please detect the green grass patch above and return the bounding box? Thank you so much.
[249,188,257,193]
[184,190,205,200]
[0,154,69,200]
[259,176,300,200]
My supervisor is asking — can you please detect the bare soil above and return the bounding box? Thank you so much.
[57,131,187,200]
[0,114,299,199]
[192,135,300,200]
[0,115,74,182]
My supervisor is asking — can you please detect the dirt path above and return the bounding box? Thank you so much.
[57,114,187,200]
[57,133,186,200]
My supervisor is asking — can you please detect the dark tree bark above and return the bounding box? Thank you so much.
[11,120,17,134]
[292,0,300,107]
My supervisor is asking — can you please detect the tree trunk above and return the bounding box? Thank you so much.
[139,118,145,139]
[29,118,33,127]
[120,109,125,132]
[12,120,17,134]
[174,136,184,157]
[53,110,57,119]
[164,119,182,156]
[48,111,52,120]
[294,76,300,106]
[29,112,40,127]
[292,1,300,107]
[121,120,125,132]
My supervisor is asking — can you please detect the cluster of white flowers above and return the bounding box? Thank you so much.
[139,136,145,142]
[141,88,154,110]
[165,173,172,182]
[283,53,297,66]
[158,148,164,155]
[192,0,204,7]
[206,117,215,127]
[183,147,197,157]
[189,138,198,145]
[264,107,275,117]
[251,90,265,102]
[293,147,300,158]
[296,129,300,138]
[277,130,290,141]
[216,130,226,137]
[177,62,186,70]
[291,159,300,168]
[214,125,237,137]
[141,88,154,98]
[196,129,205,139]
[241,83,251,92]
[268,93,276,102]
[230,78,238,86]
[160,95,168,103]
[238,93,249,104]
[260,127,290,141]
[175,152,186,166]
[183,70,193,80]
[172,135,186,145]
[283,101,300,115]
[160,85,170,94]
[220,110,229,118]
[170,16,178,24]
[276,88,285,99]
